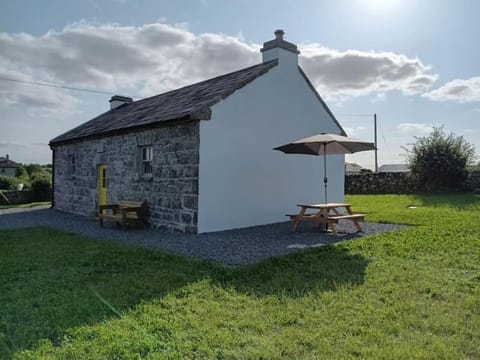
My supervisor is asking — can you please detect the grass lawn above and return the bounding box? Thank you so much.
[1,194,479,359]
[0,202,51,210]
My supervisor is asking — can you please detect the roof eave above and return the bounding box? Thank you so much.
[49,114,204,148]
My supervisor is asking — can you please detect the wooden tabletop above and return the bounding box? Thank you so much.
[296,203,352,209]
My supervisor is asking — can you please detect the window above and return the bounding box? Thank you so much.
[0,168,4,173]
[140,146,153,175]
[68,155,76,177]
[102,167,106,188]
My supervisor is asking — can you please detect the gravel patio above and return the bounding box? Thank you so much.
[0,206,405,266]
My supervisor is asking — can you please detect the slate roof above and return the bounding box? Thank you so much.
[345,163,363,174]
[0,157,19,168]
[50,60,279,146]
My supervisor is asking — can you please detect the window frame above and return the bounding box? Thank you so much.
[140,145,153,176]
[68,154,76,178]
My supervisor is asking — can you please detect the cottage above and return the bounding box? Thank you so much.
[49,30,346,233]
[0,154,19,177]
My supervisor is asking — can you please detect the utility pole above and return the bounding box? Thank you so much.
[374,113,378,173]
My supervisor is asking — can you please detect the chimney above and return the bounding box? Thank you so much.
[109,95,133,110]
[260,29,300,66]
[5,154,9,161]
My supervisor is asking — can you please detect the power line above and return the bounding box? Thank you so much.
[0,76,141,98]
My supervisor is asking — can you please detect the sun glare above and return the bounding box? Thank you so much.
[361,0,402,12]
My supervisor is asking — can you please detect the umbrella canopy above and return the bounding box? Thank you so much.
[273,133,375,203]
[274,133,375,155]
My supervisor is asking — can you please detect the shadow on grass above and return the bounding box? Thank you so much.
[411,193,480,210]
[0,227,367,358]
[220,245,368,297]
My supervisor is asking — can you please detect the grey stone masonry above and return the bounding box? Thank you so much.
[53,121,199,233]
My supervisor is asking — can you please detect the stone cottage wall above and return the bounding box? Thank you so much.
[53,121,199,233]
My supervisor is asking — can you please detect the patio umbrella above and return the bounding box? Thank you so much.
[273,133,375,203]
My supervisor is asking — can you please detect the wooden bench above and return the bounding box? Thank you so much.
[98,200,146,230]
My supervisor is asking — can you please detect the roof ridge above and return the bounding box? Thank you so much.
[134,59,278,106]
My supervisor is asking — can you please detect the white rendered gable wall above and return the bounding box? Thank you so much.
[198,49,345,233]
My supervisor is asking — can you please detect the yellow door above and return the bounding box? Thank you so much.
[97,164,107,207]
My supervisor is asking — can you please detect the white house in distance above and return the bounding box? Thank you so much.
[0,154,19,177]
[49,30,346,233]
[345,163,364,175]
[378,164,410,173]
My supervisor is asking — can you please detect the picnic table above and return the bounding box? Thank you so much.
[287,203,365,235]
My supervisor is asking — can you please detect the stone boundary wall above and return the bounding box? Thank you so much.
[466,170,480,193]
[346,170,480,194]
[345,172,419,194]
[0,190,32,205]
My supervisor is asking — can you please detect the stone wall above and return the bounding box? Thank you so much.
[466,170,480,193]
[345,172,418,194]
[53,121,200,233]
[347,170,480,194]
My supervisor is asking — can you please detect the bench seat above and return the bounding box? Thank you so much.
[327,214,365,221]
[286,213,365,223]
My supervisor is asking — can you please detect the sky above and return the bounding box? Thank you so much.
[0,0,479,168]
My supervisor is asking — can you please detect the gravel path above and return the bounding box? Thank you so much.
[0,206,406,266]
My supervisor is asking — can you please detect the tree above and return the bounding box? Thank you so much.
[405,126,476,192]
[24,163,44,178]
[15,165,28,179]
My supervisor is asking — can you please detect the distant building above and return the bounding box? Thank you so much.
[345,163,363,174]
[0,154,19,177]
[378,164,410,173]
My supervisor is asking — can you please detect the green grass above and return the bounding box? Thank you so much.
[0,202,50,210]
[1,194,479,359]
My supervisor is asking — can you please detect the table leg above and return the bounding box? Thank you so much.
[320,209,330,232]
[330,222,337,235]
[345,205,363,233]
[292,207,306,232]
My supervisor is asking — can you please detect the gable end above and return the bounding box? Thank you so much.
[298,66,346,136]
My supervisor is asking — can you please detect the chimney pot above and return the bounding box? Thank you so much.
[6,154,9,161]
[260,29,300,64]
[274,29,285,40]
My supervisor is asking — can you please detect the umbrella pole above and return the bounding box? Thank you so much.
[323,143,328,204]
[323,142,329,232]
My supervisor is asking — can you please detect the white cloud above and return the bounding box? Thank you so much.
[371,93,387,103]
[300,46,438,101]
[397,123,433,135]
[0,66,81,115]
[424,76,480,103]
[0,22,258,108]
[0,22,439,112]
